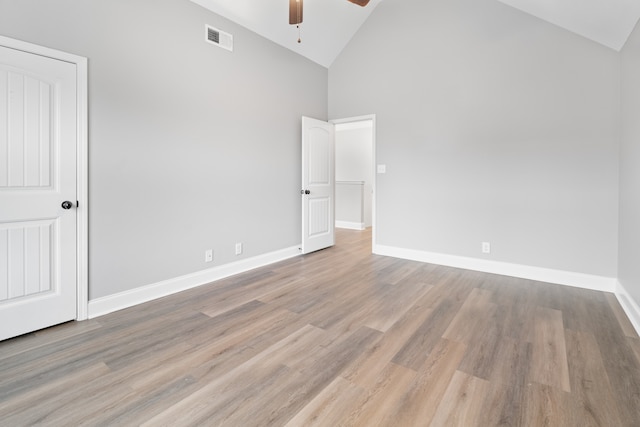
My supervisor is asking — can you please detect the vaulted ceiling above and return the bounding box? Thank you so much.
[190,0,384,67]
[497,0,640,51]
[190,0,640,68]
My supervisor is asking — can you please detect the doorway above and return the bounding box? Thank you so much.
[332,115,376,249]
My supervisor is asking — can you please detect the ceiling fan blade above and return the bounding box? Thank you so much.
[290,0,303,24]
[347,0,370,6]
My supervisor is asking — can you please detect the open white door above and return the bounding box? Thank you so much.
[301,116,335,254]
[0,44,78,341]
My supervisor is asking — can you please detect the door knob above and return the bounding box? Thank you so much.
[61,201,73,210]
[305,190,310,195]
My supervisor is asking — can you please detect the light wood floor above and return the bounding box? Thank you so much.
[1,229,640,426]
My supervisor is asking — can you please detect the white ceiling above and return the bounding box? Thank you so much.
[190,0,384,68]
[191,0,640,68]
[496,0,640,51]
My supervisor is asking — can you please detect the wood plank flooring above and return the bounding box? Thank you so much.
[1,229,640,426]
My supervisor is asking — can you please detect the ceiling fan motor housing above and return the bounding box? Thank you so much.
[289,0,303,24]
[290,0,369,26]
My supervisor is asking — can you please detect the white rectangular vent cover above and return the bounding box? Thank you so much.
[206,25,233,52]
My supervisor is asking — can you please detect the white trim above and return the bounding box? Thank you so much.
[88,245,301,319]
[335,221,365,230]
[331,114,377,249]
[616,280,640,336]
[76,56,89,321]
[334,120,372,131]
[374,244,617,293]
[0,36,89,321]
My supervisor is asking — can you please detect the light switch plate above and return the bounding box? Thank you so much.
[377,164,386,174]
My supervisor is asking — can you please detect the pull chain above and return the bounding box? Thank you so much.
[297,24,301,43]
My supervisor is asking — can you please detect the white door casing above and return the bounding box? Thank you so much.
[301,116,335,254]
[0,40,86,341]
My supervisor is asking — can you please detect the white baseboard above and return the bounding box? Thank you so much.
[335,221,365,230]
[88,245,301,319]
[373,244,616,293]
[616,280,640,336]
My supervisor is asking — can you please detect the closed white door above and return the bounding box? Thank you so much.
[301,116,335,254]
[0,45,77,341]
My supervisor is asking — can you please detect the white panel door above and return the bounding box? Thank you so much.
[301,116,335,254]
[0,45,77,341]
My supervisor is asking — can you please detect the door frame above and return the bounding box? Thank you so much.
[331,114,376,250]
[0,35,89,321]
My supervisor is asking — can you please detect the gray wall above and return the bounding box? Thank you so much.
[329,0,620,277]
[620,22,640,306]
[0,0,327,299]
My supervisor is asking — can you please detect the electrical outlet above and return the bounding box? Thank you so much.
[482,242,491,254]
[235,242,243,255]
[205,249,213,262]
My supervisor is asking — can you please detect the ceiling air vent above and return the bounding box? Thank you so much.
[206,25,233,52]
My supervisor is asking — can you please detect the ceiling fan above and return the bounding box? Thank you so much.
[289,0,370,42]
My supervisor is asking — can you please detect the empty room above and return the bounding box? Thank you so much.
[1,0,640,425]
